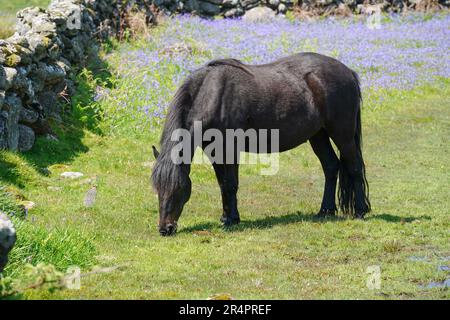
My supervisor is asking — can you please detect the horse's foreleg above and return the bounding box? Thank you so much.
[309,129,339,217]
[212,163,240,226]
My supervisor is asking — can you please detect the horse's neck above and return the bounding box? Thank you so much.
[159,145,192,172]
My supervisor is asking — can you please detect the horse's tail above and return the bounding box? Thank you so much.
[338,71,371,216]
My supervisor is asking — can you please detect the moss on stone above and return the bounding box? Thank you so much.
[5,54,21,67]
[42,36,51,48]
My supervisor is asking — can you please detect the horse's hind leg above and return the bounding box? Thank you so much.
[332,138,370,219]
[212,163,241,226]
[309,129,339,217]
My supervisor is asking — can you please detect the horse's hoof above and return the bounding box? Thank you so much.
[316,208,336,218]
[221,216,240,227]
[354,212,366,219]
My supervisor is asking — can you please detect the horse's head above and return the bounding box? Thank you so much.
[152,146,191,236]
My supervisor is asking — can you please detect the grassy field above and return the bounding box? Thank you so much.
[0,0,50,38]
[5,80,449,299]
[1,15,449,299]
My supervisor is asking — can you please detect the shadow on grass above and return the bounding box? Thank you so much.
[0,47,113,188]
[180,211,346,234]
[22,124,89,169]
[367,213,432,223]
[0,292,23,301]
[0,123,89,188]
[180,212,431,234]
[0,155,29,189]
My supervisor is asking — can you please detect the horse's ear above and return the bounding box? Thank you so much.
[152,145,160,159]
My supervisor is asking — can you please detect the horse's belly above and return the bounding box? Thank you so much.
[241,115,321,153]
[278,124,319,152]
[247,103,321,152]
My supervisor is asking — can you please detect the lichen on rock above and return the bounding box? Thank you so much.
[0,0,157,153]
[0,212,16,273]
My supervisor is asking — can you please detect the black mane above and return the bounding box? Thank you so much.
[151,80,192,196]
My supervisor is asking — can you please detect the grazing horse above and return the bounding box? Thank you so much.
[152,52,370,236]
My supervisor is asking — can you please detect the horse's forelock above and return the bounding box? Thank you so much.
[151,159,189,197]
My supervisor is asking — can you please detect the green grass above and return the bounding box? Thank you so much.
[0,0,49,13]
[1,18,449,299]
[1,79,448,299]
[0,152,96,297]
[6,218,96,279]
[0,0,50,39]
[0,15,16,39]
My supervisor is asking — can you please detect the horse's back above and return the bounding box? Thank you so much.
[253,52,356,85]
[251,52,361,135]
[188,53,361,151]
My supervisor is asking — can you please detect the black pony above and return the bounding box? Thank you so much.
[152,52,370,236]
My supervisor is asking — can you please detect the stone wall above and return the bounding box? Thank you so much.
[155,0,449,17]
[0,0,155,152]
[295,0,449,15]
[155,0,295,16]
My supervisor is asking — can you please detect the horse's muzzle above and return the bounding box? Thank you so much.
[159,223,177,236]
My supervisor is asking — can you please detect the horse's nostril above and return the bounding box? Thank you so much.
[159,223,177,236]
